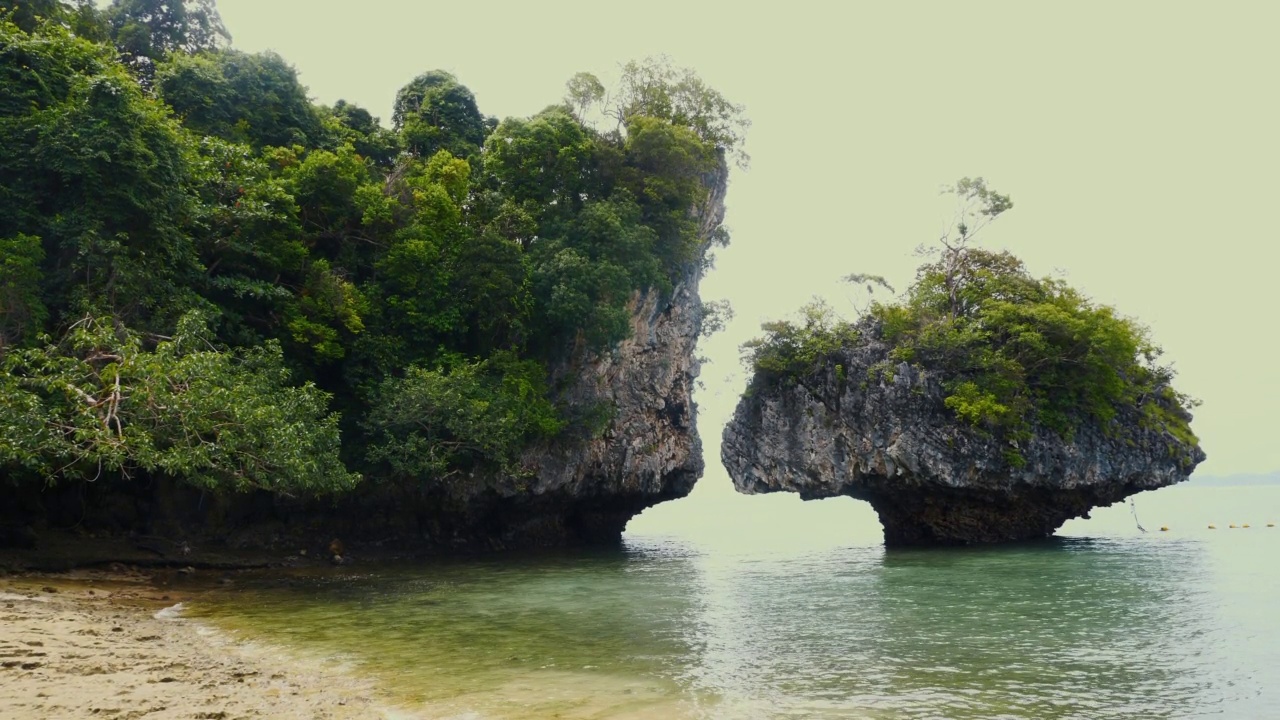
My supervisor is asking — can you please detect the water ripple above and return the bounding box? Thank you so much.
[190,487,1280,719]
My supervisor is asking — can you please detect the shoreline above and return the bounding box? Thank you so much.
[0,570,398,719]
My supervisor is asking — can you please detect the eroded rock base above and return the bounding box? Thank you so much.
[0,475,697,560]
[866,486,1133,547]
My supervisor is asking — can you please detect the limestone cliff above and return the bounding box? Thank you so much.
[0,158,729,555]
[383,158,730,548]
[321,155,731,550]
[722,320,1205,546]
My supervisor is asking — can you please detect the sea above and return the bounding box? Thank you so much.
[189,480,1280,719]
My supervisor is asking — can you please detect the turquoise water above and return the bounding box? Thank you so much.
[191,483,1280,719]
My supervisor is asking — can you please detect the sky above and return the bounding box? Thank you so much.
[213,0,1280,484]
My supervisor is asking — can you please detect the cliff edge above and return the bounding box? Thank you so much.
[460,157,731,546]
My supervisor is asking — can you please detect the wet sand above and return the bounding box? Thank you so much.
[0,572,395,719]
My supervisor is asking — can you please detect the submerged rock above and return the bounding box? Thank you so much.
[722,322,1205,547]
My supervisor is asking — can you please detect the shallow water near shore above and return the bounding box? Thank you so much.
[189,482,1280,719]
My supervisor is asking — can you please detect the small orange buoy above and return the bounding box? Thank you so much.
[1160,526,1169,532]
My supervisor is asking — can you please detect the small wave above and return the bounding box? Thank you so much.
[154,602,186,620]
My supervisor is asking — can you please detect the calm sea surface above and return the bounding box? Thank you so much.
[189,483,1280,719]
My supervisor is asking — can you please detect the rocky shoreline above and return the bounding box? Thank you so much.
[0,570,393,719]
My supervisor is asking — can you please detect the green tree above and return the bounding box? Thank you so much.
[616,115,716,272]
[0,314,357,494]
[157,49,322,148]
[528,244,634,354]
[0,22,201,327]
[283,259,367,363]
[609,55,750,168]
[5,0,65,33]
[746,178,1199,460]
[392,70,489,158]
[741,299,858,380]
[449,230,529,356]
[482,105,600,229]
[0,15,746,502]
[105,0,227,62]
[373,227,461,362]
[324,99,400,166]
[924,177,1015,319]
[564,71,604,120]
[186,136,305,347]
[365,353,564,483]
[280,144,376,250]
[0,234,47,351]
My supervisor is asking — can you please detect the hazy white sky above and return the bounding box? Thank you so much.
[216,0,1279,479]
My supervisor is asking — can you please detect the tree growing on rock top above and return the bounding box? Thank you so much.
[1,4,745,550]
[728,178,1203,546]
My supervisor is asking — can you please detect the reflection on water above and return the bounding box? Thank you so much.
[190,485,1280,719]
[677,539,1229,719]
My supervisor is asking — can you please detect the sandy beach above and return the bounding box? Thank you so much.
[0,571,393,720]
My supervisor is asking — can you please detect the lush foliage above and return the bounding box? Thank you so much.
[741,300,858,381]
[0,314,355,493]
[873,248,1197,443]
[606,56,750,169]
[392,70,489,159]
[365,354,565,483]
[0,6,741,496]
[156,49,322,148]
[744,180,1199,451]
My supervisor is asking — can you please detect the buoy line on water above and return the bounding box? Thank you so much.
[1129,497,1147,533]
[1120,503,1275,533]
[1156,523,1277,531]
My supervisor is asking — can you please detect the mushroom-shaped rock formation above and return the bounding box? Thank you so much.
[723,278,1205,547]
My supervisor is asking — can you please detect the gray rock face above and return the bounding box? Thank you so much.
[722,323,1205,546]
[439,157,731,547]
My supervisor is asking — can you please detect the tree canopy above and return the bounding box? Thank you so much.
[392,70,489,159]
[0,6,742,498]
[157,49,322,148]
[743,180,1199,460]
[106,0,228,60]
